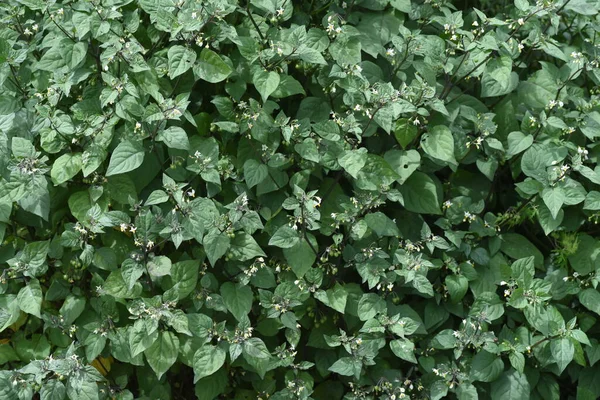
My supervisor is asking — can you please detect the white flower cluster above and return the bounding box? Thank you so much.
[546,99,564,110]
[326,15,343,36]
[463,211,477,223]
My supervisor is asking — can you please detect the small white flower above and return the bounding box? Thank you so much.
[472,21,479,27]
[573,272,580,278]
[326,23,335,33]
[335,27,342,34]
[191,12,197,19]
[517,18,524,26]
[276,7,284,16]
[563,276,569,282]
[463,211,476,222]
[277,47,283,56]
[354,104,361,111]
[24,28,32,36]
[386,48,396,57]
[147,240,154,248]
[412,117,420,125]
[32,24,38,31]
[129,226,137,233]
[187,189,196,197]
[443,200,453,209]
[500,281,507,286]
[504,289,511,297]
[571,51,583,59]
[57,8,64,15]
[518,42,525,52]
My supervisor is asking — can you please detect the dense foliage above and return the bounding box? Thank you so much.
[2,0,600,398]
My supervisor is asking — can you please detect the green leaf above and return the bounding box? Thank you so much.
[500,233,544,269]
[193,345,226,382]
[509,351,525,373]
[490,370,530,400]
[144,331,179,379]
[129,319,159,357]
[194,48,233,83]
[542,186,565,219]
[357,293,386,321]
[507,131,534,157]
[229,232,266,261]
[194,370,228,400]
[537,202,564,235]
[314,283,347,314]
[168,45,197,79]
[568,234,600,275]
[399,172,442,215]
[203,231,230,266]
[329,34,361,65]
[244,159,268,188]
[66,380,99,400]
[269,225,300,248]
[579,289,600,316]
[394,119,418,149]
[471,350,504,382]
[106,140,145,176]
[481,56,517,97]
[551,337,574,373]
[584,191,600,210]
[220,282,253,321]
[253,70,280,102]
[390,338,417,363]
[157,127,190,150]
[421,125,456,165]
[445,275,468,303]
[17,279,43,318]
[283,234,317,278]
[384,149,421,184]
[338,148,368,179]
[40,380,66,400]
[271,75,305,98]
[0,296,20,332]
[243,337,270,359]
[145,190,170,206]
[51,153,82,185]
[328,357,362,378]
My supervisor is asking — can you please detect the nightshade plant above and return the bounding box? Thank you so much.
[2,0,600,398]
